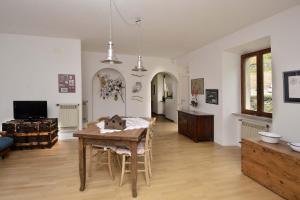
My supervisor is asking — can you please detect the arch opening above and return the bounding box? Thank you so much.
[91,68,126,120]
[150,72,178,122]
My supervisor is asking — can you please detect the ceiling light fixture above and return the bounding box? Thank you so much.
[101,0,122,64]
[132,18,147,72]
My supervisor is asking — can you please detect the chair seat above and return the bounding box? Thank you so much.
[116,142,145,156]
[0,137,14,151]
[92,144,117,152]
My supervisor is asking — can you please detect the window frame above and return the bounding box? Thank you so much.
[241,48,272,118]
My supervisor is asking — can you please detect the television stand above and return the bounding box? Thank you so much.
[2,118,58,150]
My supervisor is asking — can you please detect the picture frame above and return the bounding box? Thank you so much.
[58,74,76,93]
[284,70,300,103]
[206,89,218,105]
[191,78,204,95]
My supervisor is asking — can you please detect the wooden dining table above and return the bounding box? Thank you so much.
[73,122,146,198]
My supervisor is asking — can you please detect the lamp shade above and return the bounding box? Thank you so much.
[132,55,147,71]
[101,41,122,64]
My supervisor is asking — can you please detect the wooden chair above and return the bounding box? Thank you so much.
[116,119,154,186]
[88,117,116,179]
[148,117,156,163]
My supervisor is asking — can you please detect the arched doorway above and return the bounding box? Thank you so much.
[151,72,178,122]
[91,68,126,120]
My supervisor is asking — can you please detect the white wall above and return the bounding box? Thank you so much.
[82,51,179,122]
[176,5,300,145]
[0,34,82,129]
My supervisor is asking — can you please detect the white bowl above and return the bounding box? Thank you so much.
[258,132,281,144]
[288,143,300,153]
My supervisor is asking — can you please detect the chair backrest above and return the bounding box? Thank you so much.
[144,118,155,151]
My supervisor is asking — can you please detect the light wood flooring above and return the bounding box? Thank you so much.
[0,117,282,200]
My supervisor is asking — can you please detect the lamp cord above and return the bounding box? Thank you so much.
[109,0,112,41]
[111,0,136,27]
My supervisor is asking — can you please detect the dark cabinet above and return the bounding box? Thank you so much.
[178,110,214,142]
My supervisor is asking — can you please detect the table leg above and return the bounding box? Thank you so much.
[79,138,86,191]
[130,141,138,197]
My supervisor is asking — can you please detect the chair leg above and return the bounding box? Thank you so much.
[88,145,93,177]
[107,150,114,179]
[144,153,150,185]
[119,155,126,186]
[115,153,122,168]
[147,151,152,178]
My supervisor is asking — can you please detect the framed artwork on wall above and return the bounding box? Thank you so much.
[206,89,218,105]
[191,78,204,95]
[58,74,76,93]
[284,70,300,103]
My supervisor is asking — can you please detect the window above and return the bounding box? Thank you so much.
[241,48,272,117]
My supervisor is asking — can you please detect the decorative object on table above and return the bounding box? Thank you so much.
[283,70,300,103]
[97,117,149,133]
[58,74,76,93]
[131,73,144,78]
[288,143,300,153]
[258,131,281,144]
[104,115,126,130]
[190,96,198,107]
[191,78,204,95]
[132,82,142,93]
[206,89,218,105]
[97,73,125,102]
[131,96,144,102]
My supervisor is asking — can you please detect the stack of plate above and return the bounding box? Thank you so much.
[288,143,300,153]
[258,132,281,144]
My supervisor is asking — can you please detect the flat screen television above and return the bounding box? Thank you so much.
[13,101,47,120]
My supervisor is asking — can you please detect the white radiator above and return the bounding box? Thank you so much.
[58,104,79,129]
[240,120,269,139]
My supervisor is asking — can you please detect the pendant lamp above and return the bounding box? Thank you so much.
[132,19,147,71]
[101,0,122,64]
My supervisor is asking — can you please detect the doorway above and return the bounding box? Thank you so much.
[151,72,178,122]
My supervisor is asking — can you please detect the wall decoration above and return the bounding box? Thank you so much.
[132,82,142,93]
[97,73,125,102]
[206,89,218,105]
[284,70,300,103]
[131,73,144,77]
[131,96,144,102]
[191,78,204,95]
[58,74,76,93]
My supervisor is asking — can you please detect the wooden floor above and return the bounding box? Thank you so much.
[0,117,282,200]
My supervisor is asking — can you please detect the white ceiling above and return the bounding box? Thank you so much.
[0,0,299,58]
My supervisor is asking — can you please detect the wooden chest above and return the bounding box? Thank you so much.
[2,119,58,150]
[241,138,300,200]
[2,122,16,136]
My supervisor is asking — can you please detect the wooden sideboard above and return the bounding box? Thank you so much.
[242,138,300,200]
[178,110,214,142]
